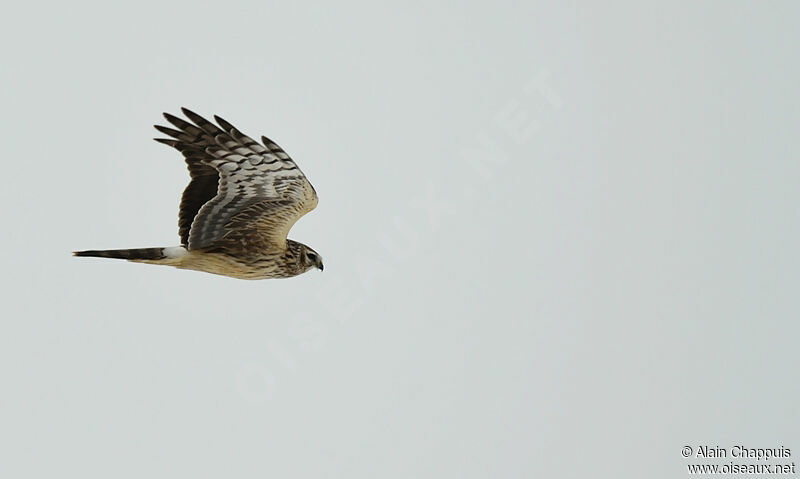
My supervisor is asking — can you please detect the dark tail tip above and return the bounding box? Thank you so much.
[72,248,166,260]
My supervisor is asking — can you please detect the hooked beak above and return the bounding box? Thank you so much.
[318,263,324,272]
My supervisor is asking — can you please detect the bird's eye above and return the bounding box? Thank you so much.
[307,252,317,262]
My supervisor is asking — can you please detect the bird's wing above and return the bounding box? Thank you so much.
[154,108,317,252]
[154,114,220,247]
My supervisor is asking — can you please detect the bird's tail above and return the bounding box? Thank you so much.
[73,246,187,262]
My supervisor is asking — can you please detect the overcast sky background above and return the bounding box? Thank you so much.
[2,1,798,477]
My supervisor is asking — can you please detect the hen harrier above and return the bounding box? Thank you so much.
[74,108,323,280]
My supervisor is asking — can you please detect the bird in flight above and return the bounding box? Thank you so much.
[74,108,323,279]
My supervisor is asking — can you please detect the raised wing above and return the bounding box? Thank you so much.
[154,108,317,252]
[154,115,219,246]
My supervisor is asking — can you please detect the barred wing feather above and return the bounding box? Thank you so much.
[154,108,317,252]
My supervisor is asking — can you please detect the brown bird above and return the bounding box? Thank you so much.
[74,108,323,279]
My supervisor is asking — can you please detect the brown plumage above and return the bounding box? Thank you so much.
[74,108,323,280]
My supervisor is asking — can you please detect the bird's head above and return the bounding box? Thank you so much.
[299,244,324,272]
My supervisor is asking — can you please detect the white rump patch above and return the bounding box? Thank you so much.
[163,246,188,258]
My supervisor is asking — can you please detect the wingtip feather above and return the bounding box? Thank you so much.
[163,112,183,125]
[154,137,179,147]
[182,107,208,125]
[214,115,236,132]
[154,125,184,138]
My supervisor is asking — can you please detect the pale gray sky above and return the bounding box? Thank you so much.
[2,1,799,478]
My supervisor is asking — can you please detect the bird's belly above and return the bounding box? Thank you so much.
[175,251,290,280]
